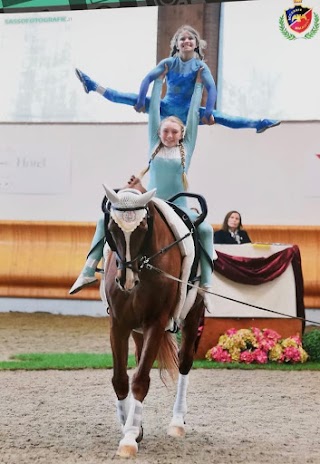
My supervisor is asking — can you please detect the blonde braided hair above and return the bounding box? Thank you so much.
[138,142,163,179]
[178,139,188,190]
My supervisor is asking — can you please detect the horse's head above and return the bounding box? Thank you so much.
[103,185,157,291]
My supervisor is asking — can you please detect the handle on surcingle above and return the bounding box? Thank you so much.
[167,192,208,227]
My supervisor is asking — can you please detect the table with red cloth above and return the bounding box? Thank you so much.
[210,243,304,321]
[194,243,305,359]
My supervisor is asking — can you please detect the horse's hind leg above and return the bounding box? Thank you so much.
[131,330,144,364]
[168,297,205,438]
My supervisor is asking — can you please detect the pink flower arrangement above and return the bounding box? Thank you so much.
[206,327,309,364]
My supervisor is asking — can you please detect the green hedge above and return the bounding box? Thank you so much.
[303,329,320,361]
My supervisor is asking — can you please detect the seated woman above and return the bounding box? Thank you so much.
[214,211,251,245]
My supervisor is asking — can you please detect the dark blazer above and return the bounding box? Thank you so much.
[214,229,251,245]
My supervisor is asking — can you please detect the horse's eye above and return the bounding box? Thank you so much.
[139,220,148,231]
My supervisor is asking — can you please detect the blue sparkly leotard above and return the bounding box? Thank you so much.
[139,56,216,124]
[90,56,279,132]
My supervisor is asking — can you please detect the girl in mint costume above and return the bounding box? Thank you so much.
[75,25,280,133]
[141,68,216,306]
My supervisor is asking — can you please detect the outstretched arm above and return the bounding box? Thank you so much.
[135,58,171,113]
[148,65,168,151]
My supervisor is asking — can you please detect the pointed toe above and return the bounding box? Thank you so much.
[75,68,97,94]
[256,120,281,134]
[69,275,98,295]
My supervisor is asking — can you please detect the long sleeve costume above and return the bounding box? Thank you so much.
[147,78,214,287]
[147,78,201,204]
[86,56,278,132]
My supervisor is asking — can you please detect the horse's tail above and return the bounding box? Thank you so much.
[156,332,179,384]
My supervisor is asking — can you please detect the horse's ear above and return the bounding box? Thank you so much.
[102,185,120,204]
[140,188,157,205]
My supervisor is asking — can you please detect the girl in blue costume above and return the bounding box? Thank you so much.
[70,67,216,311]
[75,25,280,133]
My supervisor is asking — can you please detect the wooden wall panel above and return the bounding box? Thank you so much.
[0,221,97,300]
[0,221,319,309]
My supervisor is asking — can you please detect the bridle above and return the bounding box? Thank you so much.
[103,199,154,274]
[114,209,154,274]
[103,198,190,275]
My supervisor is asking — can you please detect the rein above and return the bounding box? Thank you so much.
[141,262,320,327]
[138,230,193,270]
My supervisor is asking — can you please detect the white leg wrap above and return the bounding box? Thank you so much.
[116,397,130,428]
[116,397,142,457]
[168,373,189,436]
[122,397,143,440]
[173,373,189,419]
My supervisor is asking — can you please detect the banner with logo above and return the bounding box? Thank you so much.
[218,0,320,121]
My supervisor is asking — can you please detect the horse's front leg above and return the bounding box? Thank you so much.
[117,394,144,458]
[168,297,205,438]
[111,319,142,457]
[117,323,166,457]
[131,323,167,401]
[115,333,145,458]
[109,319,132,432]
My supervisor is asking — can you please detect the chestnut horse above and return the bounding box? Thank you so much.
[102,185,205,458]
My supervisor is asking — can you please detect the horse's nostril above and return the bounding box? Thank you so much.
[115,277,120,284]
[134,279,140,286]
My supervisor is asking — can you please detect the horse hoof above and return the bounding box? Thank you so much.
[167,425,186,438]
[116,443,138,458]
[117,433,139,458]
